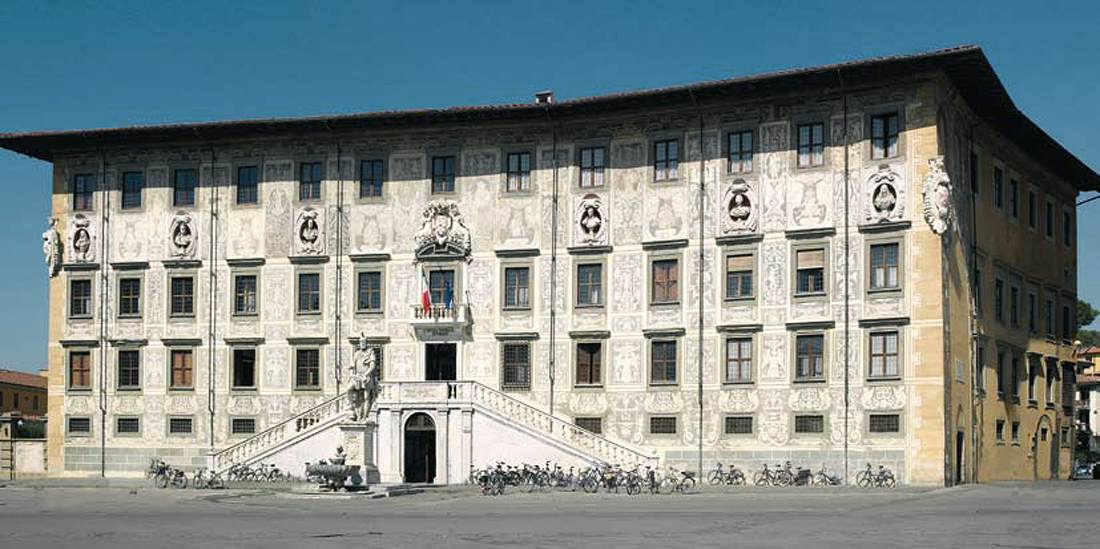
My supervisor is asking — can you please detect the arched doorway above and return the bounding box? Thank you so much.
[404,413,436,483]
[1033,415,1054,480]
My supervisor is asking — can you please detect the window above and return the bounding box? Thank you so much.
[868,331,899,379]
[795,334,824,381]
[651,259,679,304]
[725,254,754,299]
[169,417,193,435]
[1010,286,1020,327]
[1011,421,1020,443]
[68,417,91,434]
[233,274,258,315]
[1062,365,1075,410]
[236,165,259,204]
[69,351,91,389]
[1063,211,1072,247]
[173,168,197,207]
[117,350,140,390]
[575,417,603,434]
[870,113,899,160]
[795,248,826,295]
[503,267,530,309]
[359,159,383,199]
[118,277,141,318]
[727,130,753,173]
[231,418,256,435]
[994,278,1004,322]
[575,342,602,386]
[1045,298,1055,338]
[357,271,383,312]
[170,349,193,389]
[1028,359,1038,402]
[996,350,1007,396]
[121,171,143,209]
[869,243,899,290]
[973,265,983,313]
[116,417,140,435]
[1027,293,1037,333]
[992,167,1003,209]
[1027,190,1037,229]
[232,348,256,389]
[725,416,754,435]
[649,416,677,434]
[995,419,1005,441]
[70,279,92,318]
[969,151,979,194]
[650,340,678,385]
[299,162,323,201]
[170,276,194,316]
[295,349,320,389]
[576,263,602,307]
[1046,360,1057,405]
[1062,304,1072,341]
[868,414,900,433]
[1045,200,1055,238]
[431,156,455,193]
[794,415,824,434]
[579,146,605,188]
[505,152,531,192]
[975,343,986,392]
[1008,178,1019,218]
[1010,355,1020,399]
[297,273,321,314]
[653,139,679,181]
[73,174,95,210]
[501,342,531,390]
[725,337,753,383]
[428,270,455,306]
[796,123,824,167]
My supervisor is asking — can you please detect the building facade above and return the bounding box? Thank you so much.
[0,369,47,419]
[2,46,1095,485]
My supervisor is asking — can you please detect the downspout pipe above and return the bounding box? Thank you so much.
[203,140,218,450]
[333,136,344,396]
[96,149,109,477]
[689,89,705,476]
[836,70,852,485]
[544,103,558,418]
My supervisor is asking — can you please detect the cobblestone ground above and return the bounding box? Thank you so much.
[1,480,1097,548]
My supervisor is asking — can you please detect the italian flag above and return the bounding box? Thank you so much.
[420,268,431,313]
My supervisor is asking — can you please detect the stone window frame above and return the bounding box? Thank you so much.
[501,148,536,196]
[790,239,831,302]
[792,114,829,171]
[1043,286,1057,341]
[790,329,828,384]
[722,332,756,385]
[993,274,1005,324]
[229,345,259,392]
[647,130,685,185]
[865,326,904,382]
[292,345,324,392]
[792,413,826,436]
[1025,352,1042,406]
[117,167,146,212]
[353,264,385,316]
[166,415,195,438]
[65,415,93,438]
[646,332,682,387]
[356,153,388,204]
[1026,185,1038,232]
[422,261,463,306]
[647,415,679,436]
[864,103,908,162]
[994,343,1008,400]
[995,418,1006,443]
[115,269,145,320]
[1006,172,1021,222]
[1044,357,1058,408]
[500,259,533,312]
[170,163,201,209]
[499,339,533,392]
[647,249,683,307]
[114,345,142,393]
[723,414,755,436]
[67,274,95,321]
[66,347,95,393]
[70,170,99,212]
[1060,293,1075,344]
[1044,196,1056,241]
[864,232,905,297]
[1010,420,1021,445]
[231,159,264,208]
[1009,278,1021,329]
[229,416,258,438]
[722,242,759,304]
[114,415,142,437]
[972,249,986,317]
[230,267,261,318]
[1025,280,1040,335]
[428,150,460,196]
[572,335,607,389]
[572,256,606,310]
[166,344,197,392]
[1062,205,1074,249]
[166,268,199,321]
[864,412,904,437]
[991,159,1005,212]
[575,138,611,190]
[974,335,988,395]
[968,143,982,196]
[294,266,325,317]
[295,157,327,203]
[574,416,604,434]
[722,122,758,175]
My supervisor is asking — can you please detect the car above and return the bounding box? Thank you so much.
[1073,463,1094,480]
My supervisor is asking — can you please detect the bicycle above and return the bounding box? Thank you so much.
[753,463,789,486]
[708,462,746,486]
[192,467,225,490]
[812,464,842,487]
[856,463,896,488]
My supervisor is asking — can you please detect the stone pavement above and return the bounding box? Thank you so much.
[1,480,1096,548]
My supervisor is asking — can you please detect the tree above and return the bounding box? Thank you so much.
[1080,299,1098,331]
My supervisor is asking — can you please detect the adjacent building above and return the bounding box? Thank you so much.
[2,45,1095,484]
[0,369,47,419]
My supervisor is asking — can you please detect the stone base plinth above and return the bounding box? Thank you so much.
[339,421,380,488]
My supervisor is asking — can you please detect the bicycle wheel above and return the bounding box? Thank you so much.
[626,480,641,496]
[679,477,696,493]
[753,472,768,486]
[155,474,169,489]
[582,477,599,494]
[172,474,188,489]
[857,472,872,488]
[883,475,896,488]
[732,473,746,486]
[707,470,724,485]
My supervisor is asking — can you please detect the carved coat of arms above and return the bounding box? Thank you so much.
[921,156,953,237]
[413,200,472,262]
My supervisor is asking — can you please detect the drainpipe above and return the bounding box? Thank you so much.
[97,150,110,477]
[205,143,218,450]
[544,104,558,418]
[688,89,705,476]
[967,121,982,483]
[334,139,344,395]
[837,71,852,485]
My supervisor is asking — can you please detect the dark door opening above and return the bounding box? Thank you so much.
[404,413,436,484]
[955,431,965,484]
[425,343,457,381]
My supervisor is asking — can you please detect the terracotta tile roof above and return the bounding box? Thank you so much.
[0,369,47,390]
[1077,346,1100,358]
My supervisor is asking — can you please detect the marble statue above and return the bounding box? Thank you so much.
[346,334,381,422]
[42,217,61,277]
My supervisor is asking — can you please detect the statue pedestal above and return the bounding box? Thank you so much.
[339,421,380,489]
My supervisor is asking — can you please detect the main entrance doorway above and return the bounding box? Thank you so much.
[404,413,436,483]
[425,343,457,381]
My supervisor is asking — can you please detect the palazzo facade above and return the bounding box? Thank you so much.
[3,46,1095,485]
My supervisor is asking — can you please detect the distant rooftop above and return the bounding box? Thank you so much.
[0,368,47,390]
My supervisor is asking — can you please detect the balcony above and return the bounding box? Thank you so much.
[409,303,471,338]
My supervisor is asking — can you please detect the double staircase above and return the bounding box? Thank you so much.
[211,381,658,476]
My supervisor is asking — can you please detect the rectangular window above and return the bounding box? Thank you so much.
[649,416,677,434]
[575,417,603,434]
[1027,190,1037,229]
[431,156,455,194]
[1010,286,1020,326]
[169,417,193,435]
[725,416,754,435]
[505,152,531,192]
[795,249,826,295]
[116,417,140,434]
[994,278,1004,322]
[297,273,321,314]
[653,139,679,181]
[69,351,91,389]
[725,254,754,299]
[992,167,1004,209]
[969,151,979,194]
[68,417,91,434]
[795,334,825,381]
[868,331,900,379]
[727,130,753,173]
[1010,355,1020,399]
[501,342,531,390]
[299,162,323,201]
[796,123,824,167]
[868,414,900,433]
[70,279,92,318]
[428,270,455,306]
[503,267,530,309]
[121,171,143,209]
[170,349,193,389]
[173,168,197,207]
[650,340,678,384]
[973,265,983,313]
[1062,304,1072,341]
[236,165,259,204]
[295,349,320,389]
[233,274,258,315]
[73,173,96,210]
[975,344,986,392]
[356,271,383,312]
[232,348,256,389]
[1028,360,1038,402]
[118,277,141,318]
[170,276,194,316]
[651,259,679,304]
[995,419,1005,441]
[1063,211,1072,247]
[359,159,383,199]
[725,337,753,383]
[870,113,899,160]
[231,418,256,435]
[1011,421,1020,443]
[1028,293,1037,333]
[575,342,602,386]
[869,243,899,290]
[579,147,606,188]
[1063,365,1075,410]
[794,415,824,434]
[576,263,602,307]
[117,349,141,389]
[996,350,1007,396]
[1008,178,1019,218]
[1046,298,1055,338]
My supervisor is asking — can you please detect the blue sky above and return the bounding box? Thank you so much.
[0,1,1096,372]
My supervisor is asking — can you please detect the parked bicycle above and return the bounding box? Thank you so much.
[707,462,747,486]
[812,464,843,486]
[150,459,187,489]
[192,467,225,490]
[856,463,896,488]
[753,462,793,487]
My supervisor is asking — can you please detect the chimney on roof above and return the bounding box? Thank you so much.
[534,90,554,105]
